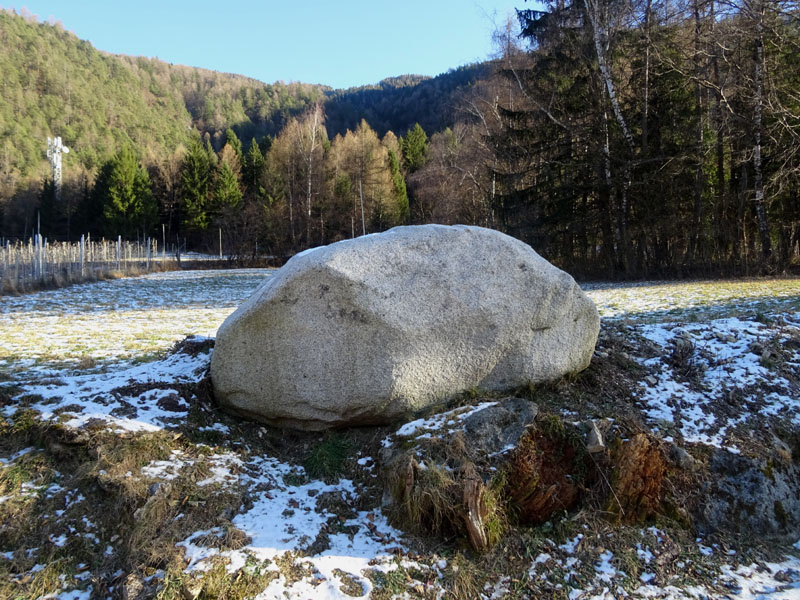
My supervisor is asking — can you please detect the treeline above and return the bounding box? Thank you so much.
[0,8,483,231]
[430,0,800,277]
[30,106,422,259]
[4,3,799,277]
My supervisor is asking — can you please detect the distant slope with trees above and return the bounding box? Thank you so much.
[2,3,799,278]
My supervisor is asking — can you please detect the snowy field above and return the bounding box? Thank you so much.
[1,271,799,599]
[0,268,271,375]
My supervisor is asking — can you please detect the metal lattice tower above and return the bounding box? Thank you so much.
[46,136,69,201]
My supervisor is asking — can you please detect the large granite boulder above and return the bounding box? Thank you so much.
[211,225,600,429]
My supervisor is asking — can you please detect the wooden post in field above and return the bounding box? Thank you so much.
[31,237,36,281]
[162,224,166,262]
[116,236,121,272]
[80,235,85,277]
[219,227,223,259]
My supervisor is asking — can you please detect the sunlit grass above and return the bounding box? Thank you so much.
[585,277,800,322]
[0,269,271,377]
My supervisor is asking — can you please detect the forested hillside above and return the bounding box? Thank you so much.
[325,64,490,138]
[0,10,327,204]
[0,9,479,242]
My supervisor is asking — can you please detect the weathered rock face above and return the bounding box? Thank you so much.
[211,224,600,429]
[696,449,800,542]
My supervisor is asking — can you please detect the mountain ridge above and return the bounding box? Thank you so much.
[0,8,487,201]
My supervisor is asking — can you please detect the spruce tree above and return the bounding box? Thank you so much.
[214,161,242,209]
[38,177,58,236]
[400,123,428,173]
[387,150,409,223]
[180,138,213,231]
[225,128,243,165]
[99,146,156,238]
[243,138,265,192]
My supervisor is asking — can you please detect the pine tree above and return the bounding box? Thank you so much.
[98,146,156,237]
[243,138,265,192]
[400,123,429,173]
[180,138,213,231]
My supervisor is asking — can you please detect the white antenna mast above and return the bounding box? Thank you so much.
[46,136,69,201]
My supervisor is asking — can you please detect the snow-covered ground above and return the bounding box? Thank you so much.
[1,272,799,599]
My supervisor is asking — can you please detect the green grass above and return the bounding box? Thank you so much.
[302,433,353,480]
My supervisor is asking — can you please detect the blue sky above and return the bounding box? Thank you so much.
[5,1,529,89]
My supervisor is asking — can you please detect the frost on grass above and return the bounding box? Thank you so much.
[0,268,270,376]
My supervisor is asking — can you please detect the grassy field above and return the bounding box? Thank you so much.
[1,272,799,599]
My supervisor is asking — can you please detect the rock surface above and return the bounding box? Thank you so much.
[211,224,600,429]
[696,449,800,542]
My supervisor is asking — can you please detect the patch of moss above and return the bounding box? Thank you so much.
[774,500,788,529]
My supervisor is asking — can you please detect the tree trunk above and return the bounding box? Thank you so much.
[359,177,366,236]
[584,0,635,273]
[305,105,320,248]
[641,0,652,154]
[688,0,705,267]
[752,6,772,265]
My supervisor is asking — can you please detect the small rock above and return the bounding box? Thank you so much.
[595,350,609,359]
[750,342,764,356]
[122,574,144,600]
[669,444,697,471]
[644,375,658,387]
[585,421,605,453]
[772,435,793,464]
[181,582,203,600]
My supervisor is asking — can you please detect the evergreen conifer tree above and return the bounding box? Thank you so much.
[180,138,213,231]
[387,150,409,223]
[225,128,243,165]
[400,123,429,173]
[214,161,242,209]
[244,138,265,192]
[99,146,156,237]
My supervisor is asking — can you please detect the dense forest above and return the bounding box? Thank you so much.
[482,0,800,277]
[1,2,799,277]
